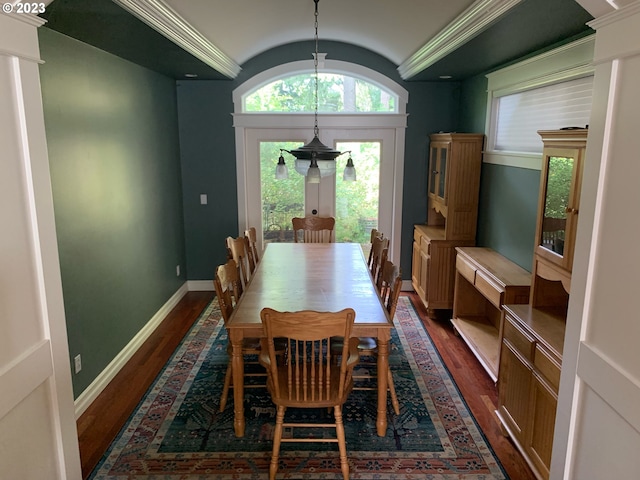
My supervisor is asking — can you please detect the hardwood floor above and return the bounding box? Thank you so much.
[77,290,535,479]
[76,290,214,479]
[407,292,536,480]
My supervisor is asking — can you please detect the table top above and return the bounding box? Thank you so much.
[227,243,391,329]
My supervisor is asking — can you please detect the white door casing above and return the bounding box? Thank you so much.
[552,2,640,479]
[0,11,81,480]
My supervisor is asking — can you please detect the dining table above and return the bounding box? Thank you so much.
[225,242,393,437]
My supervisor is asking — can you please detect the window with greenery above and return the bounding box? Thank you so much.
[245,73,396,113]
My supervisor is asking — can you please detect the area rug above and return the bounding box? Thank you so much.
[89,296,507,479]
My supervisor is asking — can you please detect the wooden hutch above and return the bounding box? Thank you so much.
[496,129,587,480]
[412,133,484,317]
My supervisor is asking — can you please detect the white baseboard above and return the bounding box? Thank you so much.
[74,282,189,419]
[187,280,214,291]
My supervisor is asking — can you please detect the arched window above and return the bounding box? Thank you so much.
[233,59,408,265]
[244,72,397,113]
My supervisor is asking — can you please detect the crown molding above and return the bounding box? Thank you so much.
[397,0,522,80]
[112,0,241,78]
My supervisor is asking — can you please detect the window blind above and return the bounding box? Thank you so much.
[495,76,593,153]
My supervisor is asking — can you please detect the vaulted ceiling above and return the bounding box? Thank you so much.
[40,0,594,81]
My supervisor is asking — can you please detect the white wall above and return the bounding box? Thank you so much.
[0,11,81,479]
[552,1,640,478]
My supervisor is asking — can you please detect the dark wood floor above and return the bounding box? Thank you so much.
[77,290,535,479]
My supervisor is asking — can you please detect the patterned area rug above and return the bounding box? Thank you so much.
[89,296,507,479]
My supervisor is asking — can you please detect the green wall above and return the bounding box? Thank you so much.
[459,73,540,271]
[476,164,540,270]
[39,28,186,397]
[177,41,461,279]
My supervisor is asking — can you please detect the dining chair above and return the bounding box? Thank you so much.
[369,235,389,288]
[291,215,335,243]
[226,235,254,288]
[213,259,263,412]
[259,308,360,480]
[331,259,402,416]
[244,226,260,264]
[366,228,383,267]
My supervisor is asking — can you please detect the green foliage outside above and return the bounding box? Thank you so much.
[246,73,395,113]
[544,156,574,218]
[260,141,379,245]
[335,142,379,244]
[254,74,387,245]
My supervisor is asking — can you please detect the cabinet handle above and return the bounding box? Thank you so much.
[565,207,579,214]
[432,170,439,175]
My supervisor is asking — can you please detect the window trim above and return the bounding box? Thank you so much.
[233,56,408,114]
[484,34,596,170]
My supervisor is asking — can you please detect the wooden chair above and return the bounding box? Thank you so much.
[369,235,389,288]
[213,259,261,412]
[366,228,383,267]
[291,216,335,243]
[259,308,360,480]
[226,235,254,288]
[244,226,260,265]
[331,260,402,415]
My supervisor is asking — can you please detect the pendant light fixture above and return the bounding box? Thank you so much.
[275,0,355,183]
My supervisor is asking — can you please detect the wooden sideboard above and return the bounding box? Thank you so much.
[496,129,586,479]
[451,247,531,382]
[497,304,565,479]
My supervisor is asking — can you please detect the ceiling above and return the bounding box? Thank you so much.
[39,0,594,81]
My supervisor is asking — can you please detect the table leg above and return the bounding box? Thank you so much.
[229,330,245,437]
[376,333,389,436]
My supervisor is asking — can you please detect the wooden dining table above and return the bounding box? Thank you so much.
[225,242,393,437]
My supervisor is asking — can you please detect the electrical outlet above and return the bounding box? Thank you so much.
[176,265,181,276]
[74,354,82,374]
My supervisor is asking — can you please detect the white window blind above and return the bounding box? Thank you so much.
[495,76,593,153]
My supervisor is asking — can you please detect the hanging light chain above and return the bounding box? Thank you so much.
[313,0,320,137]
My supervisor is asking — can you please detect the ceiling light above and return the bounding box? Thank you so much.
[275,0,355,183]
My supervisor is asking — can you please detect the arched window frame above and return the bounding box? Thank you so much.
[234,55,407,114]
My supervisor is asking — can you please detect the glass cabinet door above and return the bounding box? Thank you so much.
[535,146,583,271]
[428,143,449,202]
[438,147,448,200]
[429,146,438,196]
[539,155,574,256]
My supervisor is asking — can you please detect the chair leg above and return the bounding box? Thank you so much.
[334,405,349,480]
[387,368,400,415]
[270,405,286,480]
[219,363,233,412]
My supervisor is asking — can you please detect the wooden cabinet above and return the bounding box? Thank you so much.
[497,305,564,480]
[531,129,587,304]
[426,133,484,242]
[413,133,484,316]
[496,129,586,479]
[451,247,530,382]
[411,226,464,316]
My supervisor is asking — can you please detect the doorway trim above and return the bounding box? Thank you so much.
[232,60,408,263]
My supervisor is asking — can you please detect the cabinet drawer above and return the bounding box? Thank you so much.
[534,344,561,391]
[456,254,476,284]
[475,270,503,308]
[503,317,535,361]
